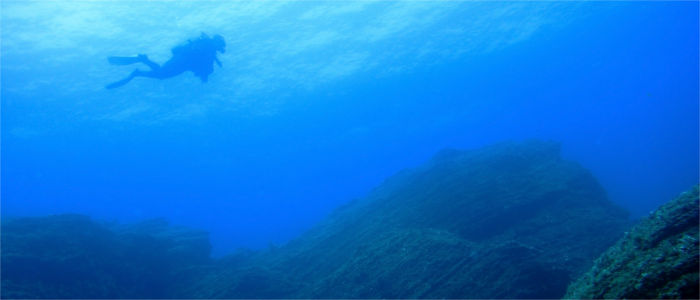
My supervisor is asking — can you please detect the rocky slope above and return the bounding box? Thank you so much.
[195,140,630,298]
[1,215,211,298]
[565,185,699,299]
[1,140,634,298]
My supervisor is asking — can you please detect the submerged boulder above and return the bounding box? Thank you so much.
[1,214,120,299]
[1,215,211,299]
[565,185,699,299]
[200,140,630,298]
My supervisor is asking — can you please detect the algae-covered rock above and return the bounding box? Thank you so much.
[199,140,630,298]
[1,215,121,299]
[1,140,637,299]
[1,214,211,299]
[565,185,700,299]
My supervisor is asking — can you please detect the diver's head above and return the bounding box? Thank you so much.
[213,34,226,53]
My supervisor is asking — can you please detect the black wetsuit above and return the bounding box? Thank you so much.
[106,33,225,89]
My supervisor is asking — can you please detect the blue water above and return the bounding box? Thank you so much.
[2,1,698,256]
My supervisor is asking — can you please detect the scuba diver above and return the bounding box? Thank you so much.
[106,33,225,89]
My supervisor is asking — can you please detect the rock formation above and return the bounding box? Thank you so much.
[197,140,630,298]
[1,215,211,298]
[1,140,638,298]
[565,186,699,299]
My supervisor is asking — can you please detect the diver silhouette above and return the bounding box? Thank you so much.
[106,33,225,89]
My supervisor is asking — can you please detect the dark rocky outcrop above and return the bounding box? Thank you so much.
[1,140,635,298]
[195,140,630,298]
[565,185,699,299]
[1,215,211,299]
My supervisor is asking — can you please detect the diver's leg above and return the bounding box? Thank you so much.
[106,65,181,89]
[108,54,161,69]
[129,69,163,79]
[138,54,161,71]
[105,69,140,89]
[108,56,144,65]
[130,61,187,80]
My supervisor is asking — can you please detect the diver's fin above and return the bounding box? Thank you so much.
[107,56,143,66]
[105,74,136,89]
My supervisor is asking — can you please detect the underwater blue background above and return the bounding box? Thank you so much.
[2,1,698,256]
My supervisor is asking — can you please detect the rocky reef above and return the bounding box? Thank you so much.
[1,140,642,298]
[565,186,699,299]
[1,215,211,298]
[195,140,630,298]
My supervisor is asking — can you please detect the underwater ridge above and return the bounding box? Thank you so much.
[2,140,697,299]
